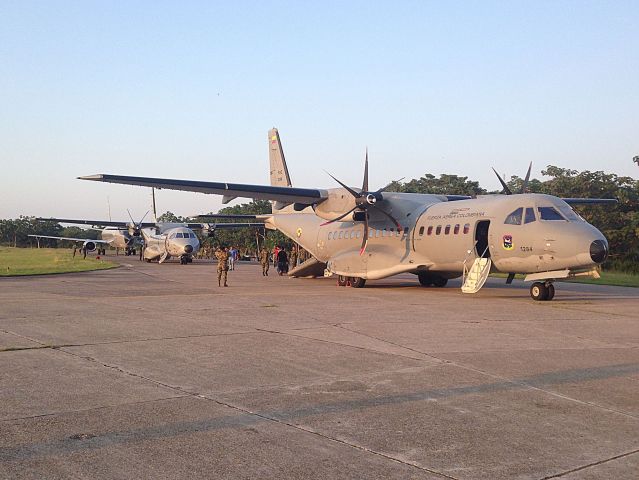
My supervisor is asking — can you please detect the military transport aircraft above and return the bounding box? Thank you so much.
[79,128,616,300]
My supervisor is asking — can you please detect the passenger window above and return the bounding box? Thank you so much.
[436,225,442,235]
[454,224,460,234]
[463,223,470,234]
[427,226,433,235]
[328,232,332,240]
[444,225,451,235]
[505,208,523,225]
[369,228,374,237]
[538,207,565,221]
[375,229,380,238]
[524,208,536,224]
[338,231,343,239]
[419,226,425,236]
[356,230,361,239]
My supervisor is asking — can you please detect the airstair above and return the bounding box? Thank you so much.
[462,247,492,294]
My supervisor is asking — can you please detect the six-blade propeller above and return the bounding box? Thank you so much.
[322,151,402,255]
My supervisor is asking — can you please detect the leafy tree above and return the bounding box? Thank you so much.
[157,211,186,223]
[386,174,486,196]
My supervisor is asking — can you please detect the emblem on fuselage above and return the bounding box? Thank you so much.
[296,227,302,238]
[503,234,514,250]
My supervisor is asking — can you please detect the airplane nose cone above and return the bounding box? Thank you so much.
[184,244,193,254]
[590,240,608,263]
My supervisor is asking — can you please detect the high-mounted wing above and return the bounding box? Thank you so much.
[561,198,618,205]
[36,218,156,228]
[79,174,327,206]
[28,234,110,244]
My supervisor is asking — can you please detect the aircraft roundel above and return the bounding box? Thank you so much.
[502,234,514,250]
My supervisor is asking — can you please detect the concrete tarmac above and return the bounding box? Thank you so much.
[1,257,638,479]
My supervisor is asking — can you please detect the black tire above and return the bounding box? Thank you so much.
[546,283,555,301]
[418,274,432,287]
[337,275,348,286]
[432,277,448,288]
[530,282,549,301]
[350,277,366,288]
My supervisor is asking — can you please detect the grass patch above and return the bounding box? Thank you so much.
[491,270,639,288]
[0,247,117,276]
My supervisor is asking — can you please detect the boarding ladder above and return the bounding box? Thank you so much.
[461,246,491,294]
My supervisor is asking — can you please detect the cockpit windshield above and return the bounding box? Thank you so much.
[538,206,565,221]
[504,208,523,225]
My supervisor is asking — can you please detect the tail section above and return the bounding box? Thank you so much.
[269,128,291,187]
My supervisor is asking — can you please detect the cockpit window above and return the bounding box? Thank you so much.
[524,207,536,224]
[557,204,581,221]
[176,232,184,238]
[538,207,565,221]
[169,233,176,239]
[504,208,523,225]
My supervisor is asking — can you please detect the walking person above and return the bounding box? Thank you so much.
[276,247,288,276]
[214,246,230,287]
[228,246,237,271]
[259,247,270,276]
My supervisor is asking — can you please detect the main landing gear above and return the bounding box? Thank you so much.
[417,273,448,288]
[337,275,366,288]
[530,281,555,301]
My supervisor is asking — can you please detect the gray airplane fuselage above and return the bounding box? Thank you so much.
[142,226,200,264]
[268,192,607,280]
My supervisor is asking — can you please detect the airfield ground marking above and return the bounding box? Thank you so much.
[539,448,639,479]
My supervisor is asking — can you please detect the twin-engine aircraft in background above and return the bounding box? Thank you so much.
[79,128,616,300]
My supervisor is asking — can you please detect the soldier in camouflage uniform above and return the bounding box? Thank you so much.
[215,246,230,287]
[289,248,298,271]
[259,247,270,276]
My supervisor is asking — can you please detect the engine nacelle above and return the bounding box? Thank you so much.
[83,241,97,252]
[314,188,357,221]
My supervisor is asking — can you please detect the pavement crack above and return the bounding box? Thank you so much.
[539,448,639,479]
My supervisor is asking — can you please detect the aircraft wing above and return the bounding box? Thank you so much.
[187,222,265,230]
[79,174,328,205]
[561,198,618,205]
[28,234,110,243]
[36,218,156,228]
[192,214,260,219]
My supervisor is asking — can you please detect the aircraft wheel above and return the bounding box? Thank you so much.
[337,275,348,286]
[546,283,555,301]
[432,277,448,288]
[350,277,366,288]
[145,258,152,263]
[530,282,549,301]
[417,274,432,287]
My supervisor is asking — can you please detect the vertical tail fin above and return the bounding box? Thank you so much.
[269,128,292,187]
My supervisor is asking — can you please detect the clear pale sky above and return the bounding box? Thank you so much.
[1,1,638,220]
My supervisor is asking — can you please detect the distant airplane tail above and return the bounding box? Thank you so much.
[268,128,293,213]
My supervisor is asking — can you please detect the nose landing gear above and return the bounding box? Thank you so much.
[530,281,555,301]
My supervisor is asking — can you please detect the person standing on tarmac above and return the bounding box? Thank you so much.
[215,246,230,287]
[259,247,270,276]
[289,248,298,271]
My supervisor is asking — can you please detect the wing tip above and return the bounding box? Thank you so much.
[78,174,105,181]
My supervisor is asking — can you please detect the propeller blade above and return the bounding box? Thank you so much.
[520,162,532,194]
[320,206,358,226]
[371,204,402,230]
[138,210,150,226]
[359,215,369,255]
[492,168,513,195]
[362,149,369,193]
[325,171,360,198]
